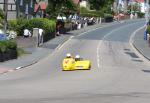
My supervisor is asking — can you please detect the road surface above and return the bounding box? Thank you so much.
[0,20,150,103]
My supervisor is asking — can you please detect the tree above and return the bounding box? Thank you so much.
[46,0,77,18]
[0,8,4,29]
[89,0,114,10]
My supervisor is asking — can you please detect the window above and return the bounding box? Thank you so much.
[20,0,23,6]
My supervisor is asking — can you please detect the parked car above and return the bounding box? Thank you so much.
[0,33,8,41]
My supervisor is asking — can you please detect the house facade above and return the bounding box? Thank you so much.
[0,0,16,20]
[16,0,36,19]
[34,0,48,18]
[79,0,90,10]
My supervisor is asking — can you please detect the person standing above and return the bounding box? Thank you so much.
[38,28,44,45]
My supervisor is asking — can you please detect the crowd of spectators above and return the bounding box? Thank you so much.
[56,14,100,36]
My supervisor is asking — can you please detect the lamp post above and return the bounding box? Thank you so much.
[4,0,8,33]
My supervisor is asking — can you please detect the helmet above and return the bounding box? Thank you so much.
[66,53,71,57]
[75,55,80,59]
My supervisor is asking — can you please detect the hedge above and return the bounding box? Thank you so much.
[147,25,150,34]
[80,7,104,17]
[28,18,56,42]
[104,14,113,22]
[8,19,28,36]
[8,18,56,42]
[80,13,100,17]
[137,12,145,18]
[0,40,17,62]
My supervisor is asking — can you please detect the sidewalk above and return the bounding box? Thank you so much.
[0,22,110,74]
[133,28,150,60]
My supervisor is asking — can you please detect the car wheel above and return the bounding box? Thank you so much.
[89,65,91,69]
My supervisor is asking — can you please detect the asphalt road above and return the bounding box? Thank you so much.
[0,20,150,103]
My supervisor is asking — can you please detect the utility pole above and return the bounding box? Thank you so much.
[117,0,120,21]
[145,0,149,23]
[4,0,8,33]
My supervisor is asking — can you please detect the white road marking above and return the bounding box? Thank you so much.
[56,24,113,51]
[129,25,150,64]
[15,66,22,70]
[77,27,104,37]
[97,41,101,68]
[96,22,141,69]
[77,24,116,37]
[129,26,144,44]
[56,36,74,50]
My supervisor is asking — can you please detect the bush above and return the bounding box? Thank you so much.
[80,13,101,17]
[8,19,28,36]
[147,25,150,34]
[0,40,17,52]
[0,40,17,62]
[104,14,113,22]
[80,7,104,17]
[28,18,56,42]
[28,18,56,35]
[8,18,56,41]
[137,12,145,18]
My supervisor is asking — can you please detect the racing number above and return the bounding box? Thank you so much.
[65,60,69,64]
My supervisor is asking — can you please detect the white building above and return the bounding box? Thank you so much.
[0,0,16,20]
[80,0,90,10]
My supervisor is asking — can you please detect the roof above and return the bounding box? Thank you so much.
[72,0,80,4]
[34,1,48,12]
[39,2,47,10]
[134,0,144,3]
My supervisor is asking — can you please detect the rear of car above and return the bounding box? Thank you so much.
[0,33,7,41]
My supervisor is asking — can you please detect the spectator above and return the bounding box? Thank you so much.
[23,29,31,38]
[39,28,44,44]
[57,14,62,20]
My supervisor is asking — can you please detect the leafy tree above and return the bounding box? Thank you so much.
[46,0,77,18]
[0,8,4,29]
[89,0,114,10]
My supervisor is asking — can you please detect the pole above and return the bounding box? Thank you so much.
[4,0,8,33]
[117,0,120,21]
[145,0,149,23]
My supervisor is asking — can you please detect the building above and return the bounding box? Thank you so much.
[115,0,145,13]
[72,0,80,5]
[0,0,16,20]
[34,1,48,18]
[79,0,90,10]
[16,0,36,19]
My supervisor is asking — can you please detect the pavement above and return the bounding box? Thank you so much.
[0,20,149,74]
[132,27,150,61]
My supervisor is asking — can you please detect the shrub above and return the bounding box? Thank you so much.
[80,13,100,17]
[80,7,104,17]
[28,18,56,42]
[8,18,56,41]
[8,19,17,31]
[104,14,113,22]
[137,12,145,18]
[28,18,56,34]
[0,40,17,61]
[0,40,17,53]
[147,25,150,34]
[8,19,28,36]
